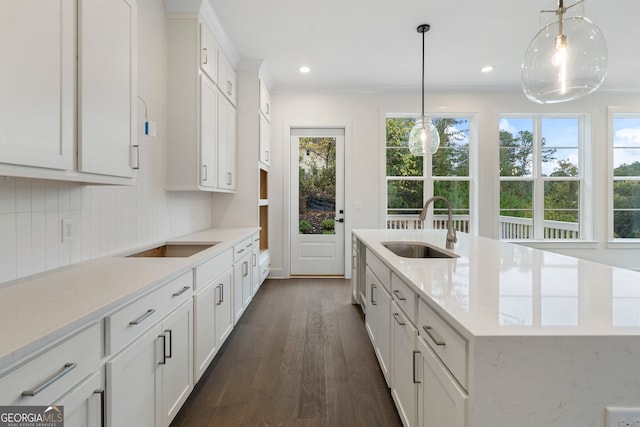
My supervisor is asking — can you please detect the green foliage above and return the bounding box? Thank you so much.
[299,220,311,234]
[298,137,336,214]
[613,167,640,238]
[321,219,335,234]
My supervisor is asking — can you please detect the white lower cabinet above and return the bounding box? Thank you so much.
[194,267,233,381]
[391,302,418,427]
[417,337,467,427]
[365,266,391,384]
[251,234,261,296]
[55,370,104,427]
[107,300,193,427]
[233,239,253,324]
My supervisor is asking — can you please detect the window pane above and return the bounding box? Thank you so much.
[613,148,640,175]
[613,180,640,209]
[500,181,533,239]
[387,180,423,214]
[541,118,579,148]
[298,137,336,235]
[499,118,534,177]
[613,180,640,238]
[500,181,533,210]
[386,147,423,177]
[613,211,640,238]
[542,148,579,176]
[433,118,470,177]
[433,181,469,216]
[613,117,640,148]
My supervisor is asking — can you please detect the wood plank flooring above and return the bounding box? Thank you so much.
[170,278,402,427]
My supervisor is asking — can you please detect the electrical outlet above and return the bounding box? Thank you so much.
[605,407,640,427]
[61,218,75,243]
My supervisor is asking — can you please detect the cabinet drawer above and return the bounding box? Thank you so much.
[0,323,101,405]
[195,248,233,291]
[259,252,270,283]
[366,249,390,291]
[234,238,253,262]
[391,273,417,325]
[106,271,193,355]
[418,298,468,389]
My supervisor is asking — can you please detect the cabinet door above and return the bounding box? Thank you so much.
[251,241,260,296]
[259,114,271,168]
[214,268,234,347]
[194,282,217,381]
[376,282,392,385]
[158,301,193,426]
[218,53,237,106]
[418,338,467,427]
[233,253,250,324]
[0,0,74,170]
[391,304,418,427]
[55,370,104,427]
[199,24,218,84]
[107,323,162,427]
[200,76,218,189]
[78,0,137,177]
[365,268,378,346]
[259,78,271,122]
[217,95,236,191]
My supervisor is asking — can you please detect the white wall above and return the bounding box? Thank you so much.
[0,0,213,284]
[269,88,640,277]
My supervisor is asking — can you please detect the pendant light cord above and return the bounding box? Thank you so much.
[421,28,425,120]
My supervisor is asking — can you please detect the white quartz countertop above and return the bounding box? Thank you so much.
[0,227,258,372]
[353,229,640,338]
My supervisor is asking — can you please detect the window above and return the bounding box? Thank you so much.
[611,114,640,240]
[386,115,471,233]
[499,115,584,240]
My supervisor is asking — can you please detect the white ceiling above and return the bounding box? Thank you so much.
[206,0,640,93]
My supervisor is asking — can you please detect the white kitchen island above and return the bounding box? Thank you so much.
[353,228,640,427]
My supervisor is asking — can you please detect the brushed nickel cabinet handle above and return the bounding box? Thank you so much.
[423,325,446,346]
[22,362,77,396]
[413,351,421,384]
[93,388,105,427]
[392,312,406,326]
[202,47,208,64]
[172,286,190,297]
[370,283,377,305]
[164,329,172,359]
[129,309,156,325]
[393,289,406,301]
[158,334,167,365]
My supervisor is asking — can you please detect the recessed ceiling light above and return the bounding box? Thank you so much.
[299,66,311,74]
[481,65,495,73]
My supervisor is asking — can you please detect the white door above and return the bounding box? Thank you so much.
[290,128,345,275]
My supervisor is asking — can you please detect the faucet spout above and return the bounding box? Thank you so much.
[419,196,457,250]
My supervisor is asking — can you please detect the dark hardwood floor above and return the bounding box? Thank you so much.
[170,278,402,427]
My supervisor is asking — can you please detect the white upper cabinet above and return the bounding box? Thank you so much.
[259,78,272,122]
[0,0,74,171]
[0,0,137,183]
[78,0,137,178]
[218,52,237,106]
[200,24,218,84]
[259,113,271,169]
[217,94,236,191]
[200,76,218,189]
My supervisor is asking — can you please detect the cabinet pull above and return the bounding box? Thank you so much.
[393,289,406,301]
[392,312,406,326]
[243,261,249,277]
[423,326,446,346]
[21,362,77,396]
[227,81,233,96]
[216,284,223,305]
[265,150,269,161]
[227,172,232,186]
[172,286,190,297]
[164,329,173,359]
[132,145,140,170]
[158,334,167,365]
[93,389,105,427]
[370,283,377,305]
[129,309,156,325]
[252,253,257,266]
[266,102,270,114]
[202,47,208,65]
[202,164,208,181]
[413,351,421,384]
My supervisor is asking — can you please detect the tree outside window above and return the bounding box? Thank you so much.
[386,116,471,232]
[499,116,583,240]
[612,115,640,239]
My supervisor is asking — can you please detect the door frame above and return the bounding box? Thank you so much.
[283,122,353,278]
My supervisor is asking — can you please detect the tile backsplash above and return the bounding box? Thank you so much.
[0,176,212,284]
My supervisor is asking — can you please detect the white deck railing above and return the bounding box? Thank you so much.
[387,215,579,239]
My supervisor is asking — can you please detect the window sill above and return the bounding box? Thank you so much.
[505,240,599,250]
[607,240,640,249]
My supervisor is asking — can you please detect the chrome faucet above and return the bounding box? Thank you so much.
[419,196,457,250]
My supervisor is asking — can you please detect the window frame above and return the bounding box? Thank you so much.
[384,112,476,233]
[498,113,591,242]
[608,108,640,244]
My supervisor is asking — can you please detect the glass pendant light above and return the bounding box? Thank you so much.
[522,0,607,104]
[408,24,440,156]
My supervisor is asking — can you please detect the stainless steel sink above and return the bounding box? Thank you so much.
[382,242,459,259]
[126,243,218,258]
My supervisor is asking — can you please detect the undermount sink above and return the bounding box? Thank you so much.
[382,242,459,259]
[126,243,219,258]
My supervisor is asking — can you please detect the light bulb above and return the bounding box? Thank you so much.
[552,34,568,94]
[408,117,440,156]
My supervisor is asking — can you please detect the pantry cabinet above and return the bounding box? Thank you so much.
[217,94,237,192]
[0,0,137,183]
